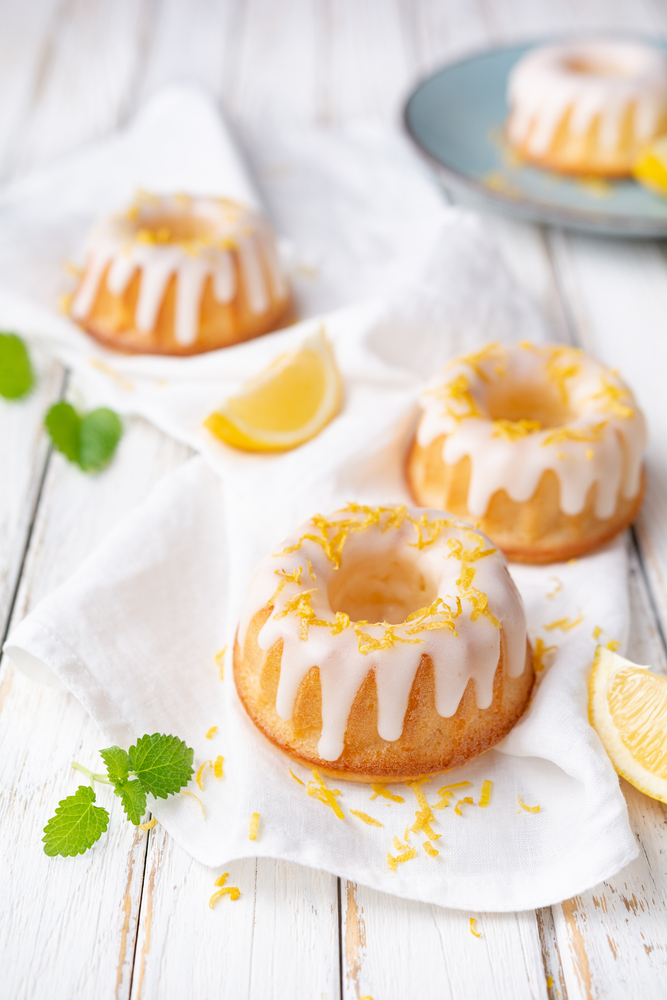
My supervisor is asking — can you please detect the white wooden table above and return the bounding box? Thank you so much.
[1,2,666,998]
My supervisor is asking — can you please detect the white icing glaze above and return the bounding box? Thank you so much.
[70,194,289,346]
[238,505,528,762]
[507,40,667,156]
[416,343,646,519]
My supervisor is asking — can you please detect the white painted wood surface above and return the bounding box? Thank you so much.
[0,1,666,998]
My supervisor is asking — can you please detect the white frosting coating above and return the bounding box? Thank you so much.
[507,40,667,156]
[416,343,646,519]
[70,194,288,346]
[238,505,528,762]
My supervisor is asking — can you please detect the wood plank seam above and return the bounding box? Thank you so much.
[126,823,154,1000]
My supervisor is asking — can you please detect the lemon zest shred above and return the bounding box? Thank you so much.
[196,760,213,791]
[593,625,602,640]
[534,637,558,673]
[139,818,157,831]
[268,566,303,606]
[432,781,472,809]
[248,812,260,841]
[427,373,483,422]
[454,797,474,816]
[606,639,621,651]
[542,421,608,447]
[547,976,554,989]
[289,768,305,786]
[205,726,218,739]
[423,840,439,857]
[470,917,481,937]
[181,790,205,817]
[350,809,383,827]
[589,376,634,419]
[214,755,224,779]
[479,780,493,808]
[547,578,563,599]
[214,645,226,680]
[369,784,403,803]
[518,795,541,813]
[306,769,345,820]
[492,418,542,440]
[544,614,583,632]
[544,346,582,404]
[306,557,316,582]
[386,845,417,871]
[209,886,241,907]
[214,872,229,887]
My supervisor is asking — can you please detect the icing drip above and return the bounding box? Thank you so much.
[238,504,527,762]
[70,194,288,345]
[507,40,667,156]
[417,343,646,519]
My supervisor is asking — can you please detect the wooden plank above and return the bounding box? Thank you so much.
[130,836,340,1000]
[551,545,667,1000]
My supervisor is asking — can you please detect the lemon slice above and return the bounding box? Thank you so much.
[589,645,667,803]
[204,328,342,451]
[633,136,667,195]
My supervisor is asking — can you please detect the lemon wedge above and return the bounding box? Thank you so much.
[633,136,667,195]
[589,645,667,804]
[204,328,342,451]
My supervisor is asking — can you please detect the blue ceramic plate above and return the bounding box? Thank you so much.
[404,39,667,237]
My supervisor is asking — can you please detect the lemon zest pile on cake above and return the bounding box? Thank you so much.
[428,373,483,422]
[544,346,582,405]
[590,377,634,419]
[350,809,383,827]
[492,418,543,439]
[306,770,345,819]
[542,421,608,446]
[518,795,541,813]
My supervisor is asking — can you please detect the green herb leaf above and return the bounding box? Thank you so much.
[0,332,34,400]
[128,734,194,799]
[99,746,131,784]
[79,408,123,471]
[42,785,109,857]
[114,779,147,826]
[45,402,80,463]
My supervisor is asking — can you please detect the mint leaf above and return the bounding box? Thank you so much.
[45,402,80,463]
[79,408,122,471]
[114,779,147,825]
[128,734,194,799]
[42,785,109,857]
[0,333,34,399]
[100,746,131,784]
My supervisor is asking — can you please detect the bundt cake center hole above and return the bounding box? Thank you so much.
[485,380,573,429]
[136,212,218,244]
[328,553,437,625]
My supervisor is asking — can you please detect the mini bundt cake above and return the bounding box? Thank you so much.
[234,504,533,781]
[69,192,292,355]
[408,342,646,564]
[506,39,667,176]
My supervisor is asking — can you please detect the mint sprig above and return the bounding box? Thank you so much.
[0,332,34,400]
[43,734,194,857]
[45,402,122,472]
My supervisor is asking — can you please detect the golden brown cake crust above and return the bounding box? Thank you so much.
[233,606,535,782]
[407,437,645,565]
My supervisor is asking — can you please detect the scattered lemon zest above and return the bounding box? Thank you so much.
[589,377,634,419]
[593,625,602,641]
[387,846,417,872]
[196,760,213,790]
[544,346,582,404]
[470,917,481,937]
[543,421,608,447]
[547,976,554,989]
[350,809,383,827]
[214,872,229,887]
[248,812,260,840]
[139,818,157,831]
[268,566,303,606]
[306,770,345,819]
[492,418,542,439]
[534,637,558,673]
[205,726,218,739]
[454,797,474,816]
[544,614,583,632]
[407,779,441,841]
[479,780,493,808]
[369,784,403,803]
[427,373,482,422]
[215,645,226,680]
[518,795,541,813]
[547,578,563,599]
[209,886,240,907]
[181,790,205,817]
[214,755,224,779]
[592,625,621,651]
[289,768,305,786]
[433,781,472,809]
[423,840,439,857]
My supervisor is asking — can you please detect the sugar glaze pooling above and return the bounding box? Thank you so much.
[71,194,288,346]
[239,505,528,762]
[416,342,646,519]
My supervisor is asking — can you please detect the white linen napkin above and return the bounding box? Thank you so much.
[1,85,637,910]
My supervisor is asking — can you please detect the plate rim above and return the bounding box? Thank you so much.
[403,34,667,237]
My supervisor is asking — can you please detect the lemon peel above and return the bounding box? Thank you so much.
[470,917,481,937]
[518,795,541,813]
[589,646,667,803]
[479,780,493,808]
[369,784,404,804]
[248,813,260,840]
[204,327,341,451]
[350,809,383,827]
